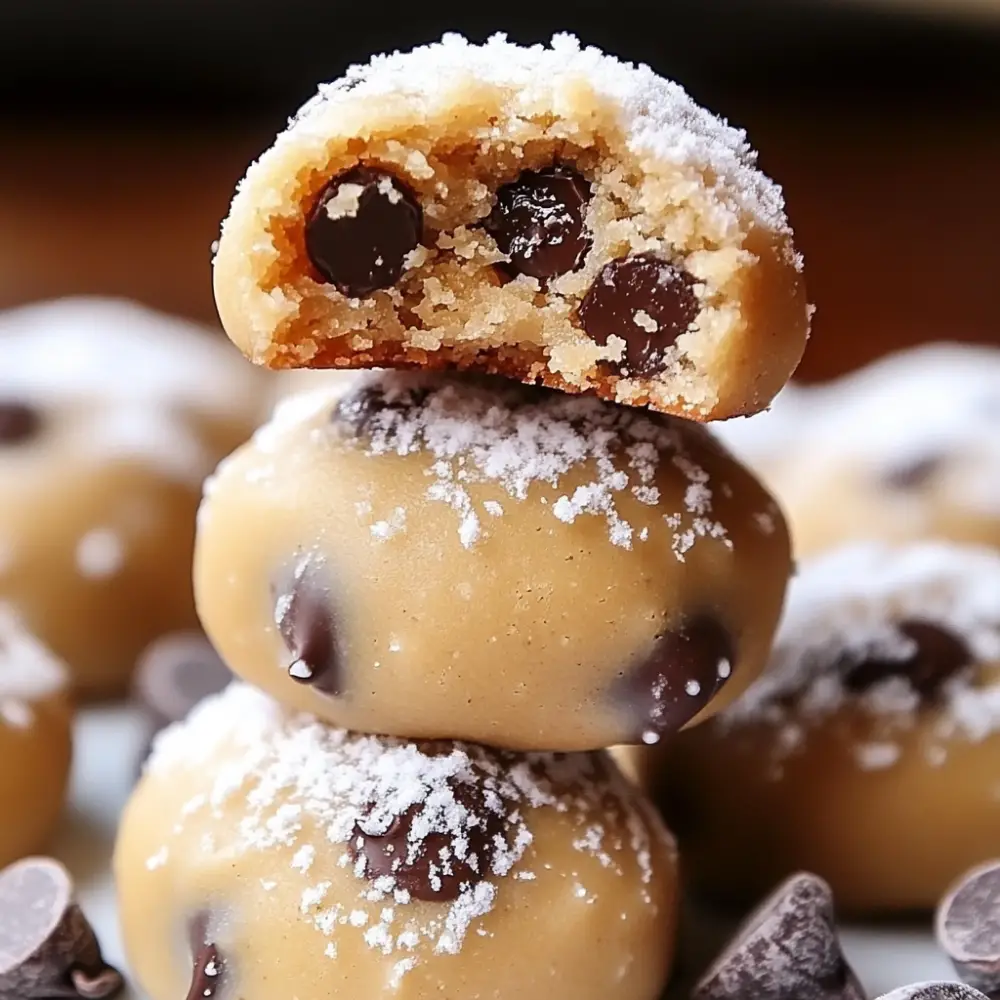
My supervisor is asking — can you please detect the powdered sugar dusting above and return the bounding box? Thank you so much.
[290,33,789,233]
[328,373,730,552]
[0,605,67,729]
[147,683,659,980]
[720,542,1000,766]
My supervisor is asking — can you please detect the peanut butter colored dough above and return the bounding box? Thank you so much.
[213,34,808,421]
[194,373,791,751]
[655,542,1000,914]
[0,608,72,868]
[0,298,264,697]
[115,684,679,1000]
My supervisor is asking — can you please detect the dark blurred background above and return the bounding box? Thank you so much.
[1,0,998,380]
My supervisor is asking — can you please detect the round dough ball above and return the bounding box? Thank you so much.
[0,607,73,867]
[214,34,808,421]
[115,683,678,1000]
[777,343,1000,557]
[0,297,264,697]
[195,372,791,751]
[657,541,1000,914]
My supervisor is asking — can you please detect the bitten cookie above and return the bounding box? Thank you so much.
[0,297,263,697]
[194,372,790,751]
[213,34,808,420]
[776,343,1000,557]
[114,684,678,1000]
[0,609,72,868]
[657,542,1000,914]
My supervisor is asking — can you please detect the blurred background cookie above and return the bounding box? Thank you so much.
[0,297,264,697]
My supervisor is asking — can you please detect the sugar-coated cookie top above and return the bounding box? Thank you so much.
[0,606,67,728]
[0,297,261,483]
[722,543,1000,761]
[147,683,663,969]
[238,371,744,555]
[281,33,789,233]
[807,343,1000,510]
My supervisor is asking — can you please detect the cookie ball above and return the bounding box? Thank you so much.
[194,372,791,751]
[0,608,72,867]
[0,297,264,697]
[777,343,1000,557]
[214,34,808,421]
[657,542,1000,914]
[115,683,678,1000]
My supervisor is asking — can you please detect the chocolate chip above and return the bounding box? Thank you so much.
[350,771,505,902]
[483,166,591,280]
[620,616,734,743]
[305,166,422,297]
[0,401,41,445]
[187,915,225,1000]
[578,253,699,376]
[876,987,990,1000]
[936,860,1000,996]
[132,632,232,737]
[884,454,944,490]
[0,857,123,1000]
[273,553,341,696]
[694,872,865,1000]
[843,620,971,699]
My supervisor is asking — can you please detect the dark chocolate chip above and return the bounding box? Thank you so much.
[876,987,991,1000]
[884,454,945,490]
[936,860,1000,996]
[187,915,225,1000]
[273,553,342,696]
[578,253,699,376]
[0,857,123,1000]
[0,401,41,446]
[620,616,734,743]
[843,620,971,699]
[350,775,504,902]
[132,632,232,737]
[483,166,591,280]
[694,872,865,1000]
[305,166,422,297]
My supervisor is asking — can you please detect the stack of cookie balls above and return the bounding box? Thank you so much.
[114,33,809,1000]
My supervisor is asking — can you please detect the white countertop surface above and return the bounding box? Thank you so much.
[57,703,959,999]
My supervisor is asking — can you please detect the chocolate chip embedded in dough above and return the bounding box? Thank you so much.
[0,401,41,445]
[484,166,591,280]
[843,620,971,699]
[621,616,734,743]
[883,453,944,490]
[578,253,699,376]
[694,872,865,1000]
[273,554,342,696]
[935,859,1000,997]
[187,914,226,1000]
[350,778,504,903]
[0,856,123,1000]
[305,166,422,297]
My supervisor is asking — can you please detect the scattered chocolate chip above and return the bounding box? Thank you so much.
[187,915,225,1000]
[936,860,1000,996]
[0,857,123,1000]
[884,454,945,490]
[305,165,422,297]
[876,987,990,1000]
[350,766,505,902]
[0,401,41,445]
[484,166,591,280]
[273,553,341,696]
[132,631,232,738]
[578,253,699,376]
[694,872,865,1000]
[843,620,971,699]
[620,616,734,743]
